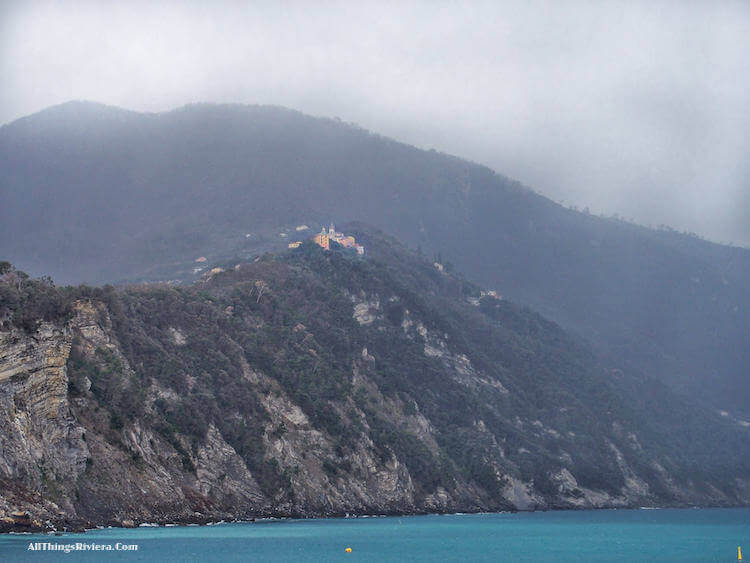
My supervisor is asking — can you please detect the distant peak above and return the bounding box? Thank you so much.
[38,100,135,116]
[1,100,142,131]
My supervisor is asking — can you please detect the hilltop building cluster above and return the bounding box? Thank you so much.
[288,223,365,255]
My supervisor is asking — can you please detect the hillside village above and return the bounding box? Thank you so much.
[288,223,365,255]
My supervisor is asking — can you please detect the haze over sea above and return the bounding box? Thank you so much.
[1,508,748,562]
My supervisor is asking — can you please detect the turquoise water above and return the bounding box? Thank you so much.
[1,508,749,561]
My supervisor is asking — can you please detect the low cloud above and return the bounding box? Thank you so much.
[2,0,748,246]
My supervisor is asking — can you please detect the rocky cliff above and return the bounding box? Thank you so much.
[0,315,87,530]
[1,235,748,531]
[0,301,481,531]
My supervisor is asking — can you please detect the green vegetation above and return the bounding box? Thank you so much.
[1,226,749,507]
[0,264,72,332]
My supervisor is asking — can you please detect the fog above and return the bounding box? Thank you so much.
[2,0,748,246]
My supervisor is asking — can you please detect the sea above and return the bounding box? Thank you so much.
[1,508,748,561]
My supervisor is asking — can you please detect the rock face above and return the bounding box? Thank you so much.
[0,302,266,529]
[0,318,88,525]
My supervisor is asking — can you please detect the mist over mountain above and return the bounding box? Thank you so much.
[1,101,749,421]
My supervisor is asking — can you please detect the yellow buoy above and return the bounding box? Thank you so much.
[739,545,742,561]
[345,547,352,553]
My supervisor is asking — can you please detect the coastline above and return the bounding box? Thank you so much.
[4,499,748,535]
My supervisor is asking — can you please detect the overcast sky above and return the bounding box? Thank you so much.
[2,0,748,246]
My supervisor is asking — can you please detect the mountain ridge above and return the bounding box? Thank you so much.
[1,100,748,419]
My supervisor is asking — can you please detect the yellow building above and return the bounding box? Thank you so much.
[312,230,330,250]
[306,224,365,254]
